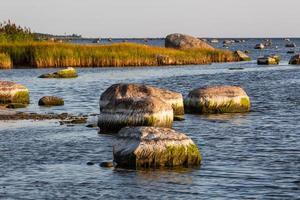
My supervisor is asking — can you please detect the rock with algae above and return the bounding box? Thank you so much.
[38,67,78,78]
[100,83,184,116]
[184,86,251,114]
[0,81,29,105]
[113,126,201,169]
[98,97,174,133]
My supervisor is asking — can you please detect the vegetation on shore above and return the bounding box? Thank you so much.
[0,20,239,68]
[0,53,12,69]
[0,42,239,68]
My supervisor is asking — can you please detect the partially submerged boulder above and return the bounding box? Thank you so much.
[234,50,251,61]
[100,83,184,115]
[113,126,201,169]
[38,96,64,106]
[254,43,265,49]
[39,67,78,78]
[257,55,280,65]
[289,54,300,65]
[184,86,251,114]
[165,33,214,50]
[0,81,29,104]
[285,43,296,48]
[98,97,174,133]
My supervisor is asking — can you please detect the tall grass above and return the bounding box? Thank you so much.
[0,52,12,69]
[0,41,239,68]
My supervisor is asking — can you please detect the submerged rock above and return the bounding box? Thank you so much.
[257,55,280,65]
[234,50,251,61]
[165,33,214,50]
[184,86,251,114]
[285,43,296,48]
[0,81,30,104]
[98,97,174,133]
[113,126,201,169]
[289,54,300,65]
[100,83,184,116]
[38,96,64,106]
[5,103,27,109]
[254,43,265,49]
[38,67,78,78]
[287,50,295,54]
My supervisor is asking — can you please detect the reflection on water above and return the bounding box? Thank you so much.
[1,38,300,199]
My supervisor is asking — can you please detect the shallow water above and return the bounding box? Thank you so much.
[1,39,300,199]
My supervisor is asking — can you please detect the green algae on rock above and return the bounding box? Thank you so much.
[113,126,201,169]
[98,97,174,134]
[184,86,251,114]
[38,67,78,78]
[100,83,184,116]
[38,96,64,106]
[0,81,29,104]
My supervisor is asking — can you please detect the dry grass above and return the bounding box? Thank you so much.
[0,41,239,68]
[0,52,12,69]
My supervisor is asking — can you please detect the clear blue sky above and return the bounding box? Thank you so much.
[0,0,299,38]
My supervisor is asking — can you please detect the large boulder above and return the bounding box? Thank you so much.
[165,33,214,50]
[0,81,30,104]
[257,55,280,65]
[234,50,251,61]
[184,86,251,114]
[98,97,174,133]
[289,54,300,65]
[100,83,184,116]
[113,126,201,169]
[38,96,64,106]
[39,67,78,78]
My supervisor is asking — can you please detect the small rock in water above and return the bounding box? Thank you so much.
[228,67,244,70]
[6,103,27,109]
[100,162,114,168]
[38,96,64,107]
[174,115,185,121]
[86,162,95,166]
[86,124,97,128]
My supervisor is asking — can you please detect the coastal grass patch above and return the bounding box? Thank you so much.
[0,52,12,69]
[0,41,239,68]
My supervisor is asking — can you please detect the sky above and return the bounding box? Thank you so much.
[0,0,299,38]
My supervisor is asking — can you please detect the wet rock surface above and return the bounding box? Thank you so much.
[113,126,201,169]
[38,67,78,78]
[184,86,251,114]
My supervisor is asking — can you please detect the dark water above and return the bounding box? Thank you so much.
[1,39,300,199]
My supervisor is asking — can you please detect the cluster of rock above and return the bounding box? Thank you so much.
[98,83,251,169]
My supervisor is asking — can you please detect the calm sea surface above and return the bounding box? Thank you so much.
[0,39,300,199]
